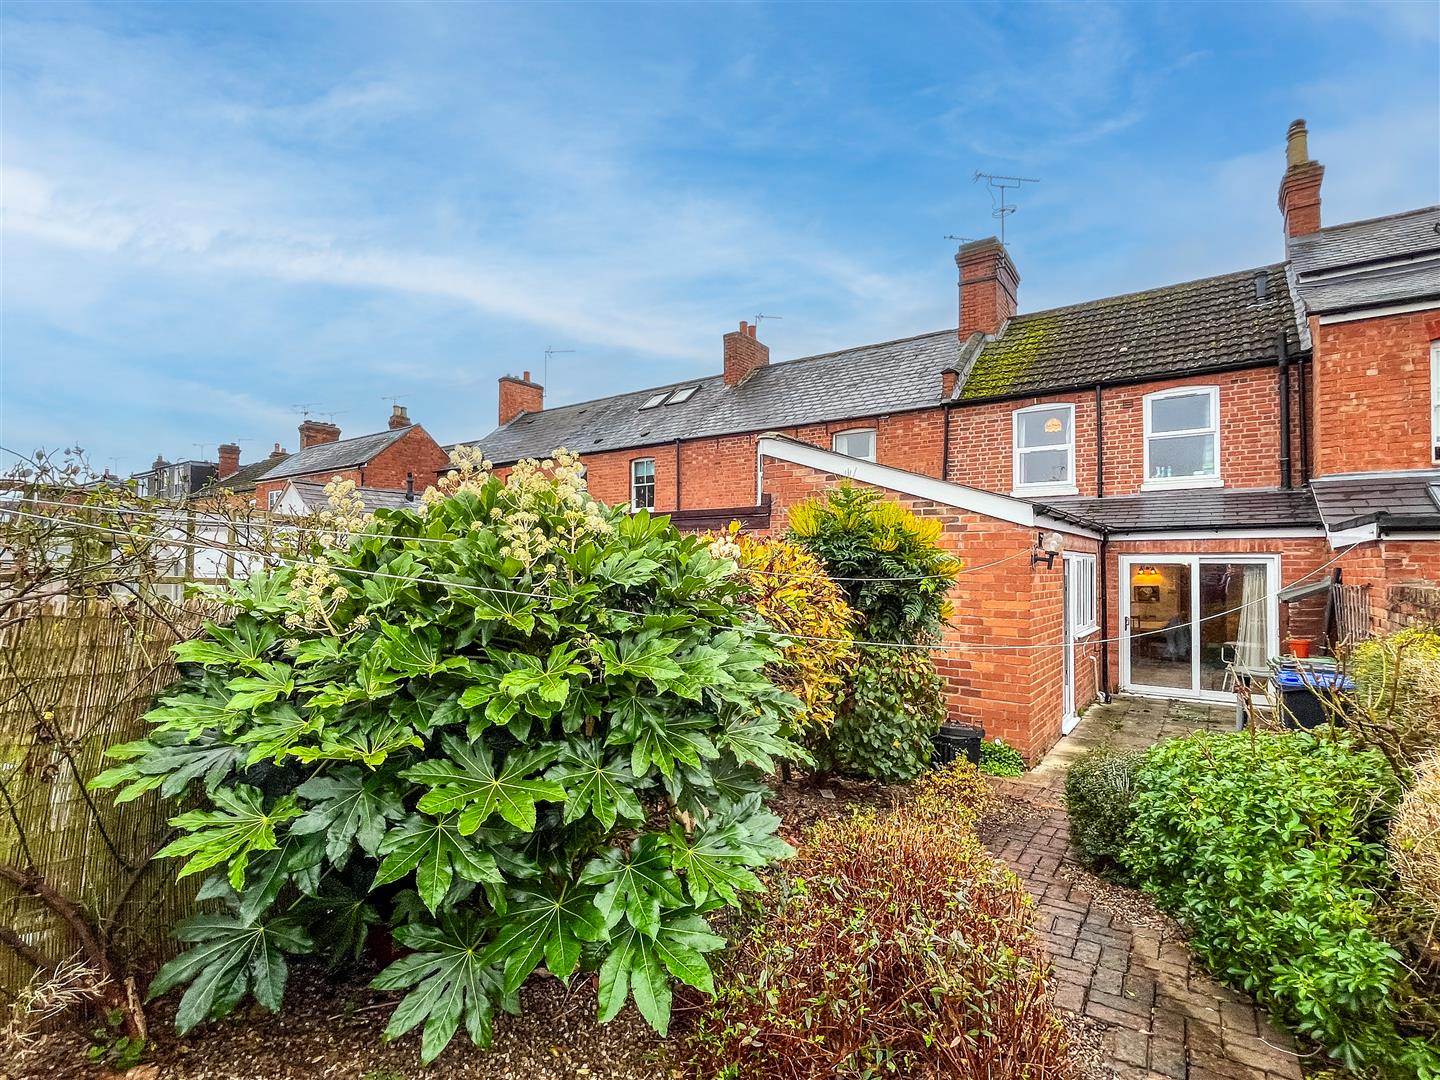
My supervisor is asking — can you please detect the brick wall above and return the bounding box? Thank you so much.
[1311,309,1440,475]
[255,426,449,507]
[541,409,948,512]
[1339,539,1440,635]
[946,365,1307,496]
[757,452,1098,763]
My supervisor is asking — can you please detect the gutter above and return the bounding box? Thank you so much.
[951,352,1311,409]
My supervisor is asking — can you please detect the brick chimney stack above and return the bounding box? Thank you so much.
[498,371,544,426]
[956,237,1020,338]
[1278,119,1324,240]
[217,443,241,479]
[298,420,342,449]
[723,321,769,386]
[388,404,411,430]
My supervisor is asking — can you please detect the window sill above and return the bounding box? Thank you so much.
[1074,624,1101,639]
[1011,483,1079,498]
[1141,476,1222,492]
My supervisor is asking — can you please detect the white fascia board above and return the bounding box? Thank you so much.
[755,433,1102,538]
[1317,299,1440,325]
[1326,523,1380,548]
[1107,527,1325,542]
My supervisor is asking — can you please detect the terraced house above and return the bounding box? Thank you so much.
[466,120,1440,762]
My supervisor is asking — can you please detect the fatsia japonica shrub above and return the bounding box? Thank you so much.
[92,449,802,1063]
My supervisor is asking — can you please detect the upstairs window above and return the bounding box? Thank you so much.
[630,458,656,509]
[267,489,282,512]
[1144,386,1220,487]
[831,428,876,462]
[1013,403,1075,493]
[1431,341,1439,463]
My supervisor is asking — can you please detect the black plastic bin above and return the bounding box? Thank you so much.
[1274,670,1354,730]
[933,724,983,766]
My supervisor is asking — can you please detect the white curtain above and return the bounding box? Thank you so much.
[1236,564,1268,670]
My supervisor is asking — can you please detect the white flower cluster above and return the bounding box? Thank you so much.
[423,444,493,506]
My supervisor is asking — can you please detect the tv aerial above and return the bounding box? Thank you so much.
[973,172,1040,244]
[543,346,574,386]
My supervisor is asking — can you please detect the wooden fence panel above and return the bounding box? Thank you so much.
[0,600,210,997]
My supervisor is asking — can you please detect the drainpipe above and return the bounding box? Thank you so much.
[1276,331,1293,490]
[941,403,951,480]
[673,439,683,511]
[1297,357,1311,484]
[1093,385,1104,498]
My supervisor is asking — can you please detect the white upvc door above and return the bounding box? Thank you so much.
[1119,554,1280,702]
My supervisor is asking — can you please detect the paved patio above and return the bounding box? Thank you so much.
[982,696,1304,1080]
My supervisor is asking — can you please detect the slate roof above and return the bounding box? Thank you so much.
[286,480,421,514]
[1037,487,1322,534]
[956,264,1305,400]
[468,329,963,465]
[209,453,291,493]
[1288,207,1440,315]
[257,427,413,482]
[1311,470,1440,532]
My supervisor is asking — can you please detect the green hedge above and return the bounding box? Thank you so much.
[1118,731,1435,1077]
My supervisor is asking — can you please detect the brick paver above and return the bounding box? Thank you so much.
[982,697,1304,1080]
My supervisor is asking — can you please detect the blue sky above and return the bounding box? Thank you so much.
[3,1,1437,476]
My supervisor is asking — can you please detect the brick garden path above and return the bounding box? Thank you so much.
[980,698,1305,1080]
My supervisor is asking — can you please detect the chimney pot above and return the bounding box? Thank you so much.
[218,442,241,479]
[389,404,411,430]
[1278,119,1323,240]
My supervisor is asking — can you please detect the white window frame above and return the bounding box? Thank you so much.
[1430,341,1440,464]
[1012,403,1077,496]
[630,457,656,510]
[831,428,877,462]
[1064,551,1099,637]
[267,489,281,512]
[1142,385,1222,490]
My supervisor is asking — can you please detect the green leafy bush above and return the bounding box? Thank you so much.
[815,649,946,782]
[1124,731,1436,1077]
[979,737,1026,777]
[93,450,801,1063]
[786,485,959,643]
[1347,627,1440,776]
[685,763,1070,1080]
[1063,747,1141,878]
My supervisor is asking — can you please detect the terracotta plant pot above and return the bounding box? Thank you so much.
[1285,638,1313,659]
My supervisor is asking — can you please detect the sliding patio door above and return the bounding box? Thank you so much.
[1120,555,1279,700]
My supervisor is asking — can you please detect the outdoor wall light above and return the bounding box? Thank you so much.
[1031,531,1064,570]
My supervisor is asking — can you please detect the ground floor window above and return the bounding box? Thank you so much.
[1121,555,1277,698]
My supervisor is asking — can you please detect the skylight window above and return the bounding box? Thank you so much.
[667,386,699,405]
[639,393,668,410]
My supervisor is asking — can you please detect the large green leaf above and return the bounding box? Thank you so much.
[172,618,281,671]
[545,739,644,830]
[581,835,685,937]
[595,632,685,687]
[628,713,719,780]
[497,643,588,709]
[373,814,504,913]
[404,735,564,834]
[376,623,469,677]
[90,728,243,802]
[148,912,312,1034]
[225,662,296,712]
[481,879,607,992]
[596,911,724,1036]
[292,767,405,868]
[156,785,302,890]
[372,912,515,1065]
[715,711,797,773]
[235,703,321,765]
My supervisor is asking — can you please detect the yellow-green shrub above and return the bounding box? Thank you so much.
[1347,627,1440,776]
[733,533,855,740]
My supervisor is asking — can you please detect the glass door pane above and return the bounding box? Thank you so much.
[1127,563,1192,690]
[1199,562,1270,693]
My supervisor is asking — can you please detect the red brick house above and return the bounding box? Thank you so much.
[465,120,1439,761]
[254,406,450,513]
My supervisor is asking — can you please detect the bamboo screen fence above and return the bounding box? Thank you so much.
[0,600,211,997]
